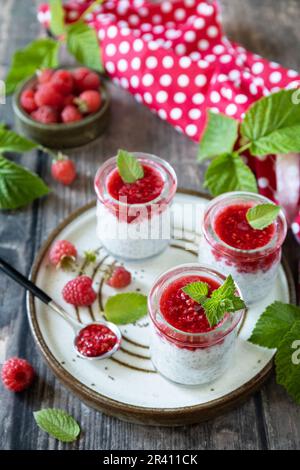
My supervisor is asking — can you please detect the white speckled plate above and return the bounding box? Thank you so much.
[27,190,295,426]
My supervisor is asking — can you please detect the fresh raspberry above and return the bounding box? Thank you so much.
[51,156,76,185]
[1,357,35,392]
[31,105,58,124]
[20,89,37,113]
[106,266,132,288]
[62,275,97,306]
[49,239,77,268]
[63,94,75,107]
[75,90,102,114]
[61,105,82,123]
[72,67,90,91]
[73,68,101,92]
[51,69,74,95]
[37,68,53,85]
[35,83,64,108]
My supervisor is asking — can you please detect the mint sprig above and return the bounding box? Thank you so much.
[117,149,144,184]
[183,275,245,327]
[246,203,281,230]
[34,409,80,443]
[249,301,300,404]
[104,292,147,324]
[198,111,239,162]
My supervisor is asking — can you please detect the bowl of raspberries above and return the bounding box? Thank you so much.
[13,67,110,148]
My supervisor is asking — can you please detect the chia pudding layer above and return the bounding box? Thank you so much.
[200,192,287,305]
[94,153,177,260]
[148,264,244,385]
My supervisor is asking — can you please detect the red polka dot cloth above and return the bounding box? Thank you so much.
[38,0,300,240]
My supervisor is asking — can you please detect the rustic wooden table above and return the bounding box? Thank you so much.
[1,0,300,450]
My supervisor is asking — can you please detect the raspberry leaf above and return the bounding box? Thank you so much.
[104,292,147,324]
[0,127,37,153]
[249,301,300,349]
[66,21,103,72]
[182,281,209,303]
[275,321,300,404]
[34,409,80,442]
[204,152,258,196]
[246,203,281,230]
[117,149,144,183]
[241,89,300,156]
[49,0,65,36]
[198,111,239,162]
[0,155,50,209]
[5,38,60,95]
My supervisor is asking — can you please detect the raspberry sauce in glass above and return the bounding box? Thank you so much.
[200,192,287,304]
[148,264,244,385]
[75,323,118,358]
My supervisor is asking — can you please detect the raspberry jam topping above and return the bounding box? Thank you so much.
[107,164,164,204]
[214,203,275,250]
[75,324,118,357]
[159,275,221,334]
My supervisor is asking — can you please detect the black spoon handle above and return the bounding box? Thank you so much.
[0,256,52,305]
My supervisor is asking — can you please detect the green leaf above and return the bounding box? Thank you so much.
[249,301,300,349]
[104,292,147,325]
[182,281,209,303]
[66,20,103,72]
[84,250,97,264]
[198,111,239,162]
[5,38,60,95]
[0,127,37,153]
[202,275,246,327]
[246,203,281,230]
[116,149,144,183]
[241,89,300,156]
[34,409,80,443]
[204,152,258,196]
[0,155,50,210]
[275,321,300,404]
[50,0,65,36]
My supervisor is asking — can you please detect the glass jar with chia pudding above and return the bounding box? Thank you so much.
[199,191,287,305]
[148,264,244,385]
[94,153,177,260]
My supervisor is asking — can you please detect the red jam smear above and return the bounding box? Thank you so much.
[75,324,118,358]
[107,164,164,204]
[159,275,221,334]
[214,203,275,250]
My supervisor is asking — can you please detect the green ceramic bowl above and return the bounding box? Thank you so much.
[12,68,110,149]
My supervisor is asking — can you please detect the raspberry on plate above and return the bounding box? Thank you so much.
[51,156,76,185]
[62,275,97,306]
[20,89,38,113]
[51,69,74,95]
[61,104,82,123]
[1,357,35,392]
[75,90,102,114]
[31,105,58,124]
[35,83,64,108]
[49,239,77,268]
[106,266,132,288]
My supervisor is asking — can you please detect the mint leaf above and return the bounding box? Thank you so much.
[249,301,300,349]
[182,281,209,303]
[246,203,281,230]
[198,111,239,162]
[67,21,103,72]
[104,292,147,325]
[0,156,50,210]
[34,409,80,442]
[241,89,300,156]
[117,149,144,183]
[202,275,245,327]
[50,0,65,36]
[275,321,300,404]
[5,38,60,95]
[204,152,258,196]
[0,128,37,153]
